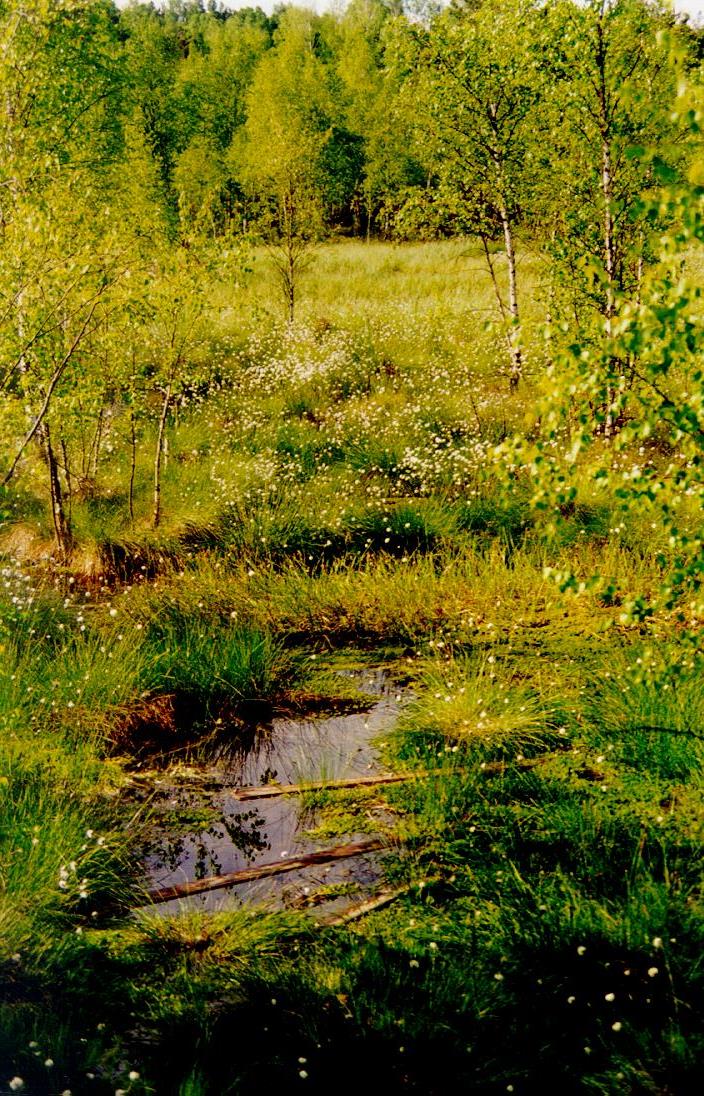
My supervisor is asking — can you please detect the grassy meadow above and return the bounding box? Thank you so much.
[1,240,703,1094]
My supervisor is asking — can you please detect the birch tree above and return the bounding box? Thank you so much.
[404,0,542,388]
[0,0,125,560]
[144,242,212,530]
[238,9,334,322]
[537,1,684,349]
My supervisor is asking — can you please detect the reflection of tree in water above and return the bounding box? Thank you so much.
[221,808,269,860]
[147,807,270,880]
[193,836,222,881]
[146,832,187,875]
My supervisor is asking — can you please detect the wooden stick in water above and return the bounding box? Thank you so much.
[234,771,428,801]
[146,837,387,905]
[316,884,413,927]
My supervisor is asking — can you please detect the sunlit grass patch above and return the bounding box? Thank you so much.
[1,636,151,750]
[395,654,549,753]
[0,636,143,971]
[120,538,649,650]
[0,579,75,655]
[131,906,307,963]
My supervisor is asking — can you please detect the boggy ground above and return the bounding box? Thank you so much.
[1,242,703,1094]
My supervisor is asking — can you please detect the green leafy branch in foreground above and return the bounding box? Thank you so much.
[503,84,704,623]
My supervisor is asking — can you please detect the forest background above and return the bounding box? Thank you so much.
[2,0,704,552]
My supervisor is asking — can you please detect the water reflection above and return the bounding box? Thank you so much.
[141,669,403,914]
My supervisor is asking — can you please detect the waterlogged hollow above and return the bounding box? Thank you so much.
[141,668,405,915]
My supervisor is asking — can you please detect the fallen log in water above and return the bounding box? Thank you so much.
[234,771,428,801]
[146,837,387,904]
[235,758,548,799]
[316,883,415,927]
[316,874,443,928]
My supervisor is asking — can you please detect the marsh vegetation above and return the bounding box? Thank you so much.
[2,1,704,1093]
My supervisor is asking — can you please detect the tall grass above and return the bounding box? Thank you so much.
[143,620,299,713]
[585,645,704,782]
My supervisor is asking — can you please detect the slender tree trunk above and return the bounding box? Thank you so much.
[485,95,523,389]
[281,187,296,325]
[601,137,615,329]
[41,421,72,562]
[129,410,137,527]
[286,232,296,325]
[60,436,72,528]
[498,200,522,389]
[479,223,522,390]
[627,237,645,387]
[3,362,71,487]
[287,262,295,325]
[600,120,616,354]
[2,299,100,486]
[545,229,558,372]
[78,397,89,477]
[480,230,509,329]
[153,382,172,529]
[596,8,617,436]
[352,190,361,237]
[90,403,104,479]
